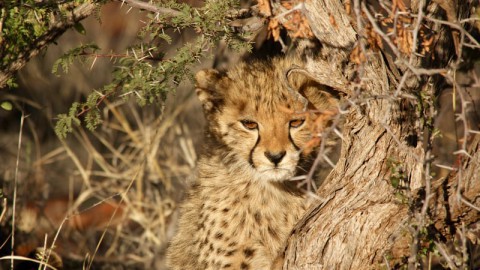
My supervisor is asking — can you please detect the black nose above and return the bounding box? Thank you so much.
[264,151,286,165]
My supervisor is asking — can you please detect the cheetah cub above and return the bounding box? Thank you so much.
[167,56,338,270]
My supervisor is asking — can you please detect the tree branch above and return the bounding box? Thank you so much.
[116,0,182,17]
[0,2,100,88]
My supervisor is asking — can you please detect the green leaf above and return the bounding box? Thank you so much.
[52,43,100,75]
[390,177,399,189]
[1,101,13,111]
[74,22,86,35]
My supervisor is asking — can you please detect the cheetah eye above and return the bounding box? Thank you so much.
[240,120,258,130]
[289,119,305,128]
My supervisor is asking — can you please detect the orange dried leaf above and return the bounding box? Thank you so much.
[376,33,383,49]
[281,1,293,9]
[383,17,393,24]
[423,35,434,47]
[258,0,272,16]
[282,11,313,39]
[268,18,281,41]
[296,19,314,38]
[392,0,407,12]
[350,46,359,64]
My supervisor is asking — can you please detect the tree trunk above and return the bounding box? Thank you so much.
[281,0,480,268]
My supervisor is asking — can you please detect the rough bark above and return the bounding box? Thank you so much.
[432,135,480,239]
[282,0,479,269]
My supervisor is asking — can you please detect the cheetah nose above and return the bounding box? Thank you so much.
[264,151,286,165]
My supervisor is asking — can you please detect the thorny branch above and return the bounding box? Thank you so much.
[117,0,182,17]
[118,0,252,23]
[0,2,100,88]
[0,0,258,89]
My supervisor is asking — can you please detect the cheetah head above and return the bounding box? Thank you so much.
[195,58,339,182]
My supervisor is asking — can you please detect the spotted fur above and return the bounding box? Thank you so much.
[167,56,337,270]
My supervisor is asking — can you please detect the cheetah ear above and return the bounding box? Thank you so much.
[285,66,342,112]
[300,81,340,112]
[195,69,225,112]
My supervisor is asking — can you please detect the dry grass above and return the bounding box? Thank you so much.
[0,87,201,269]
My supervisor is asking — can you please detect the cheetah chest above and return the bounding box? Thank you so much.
[194,182,305,269]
